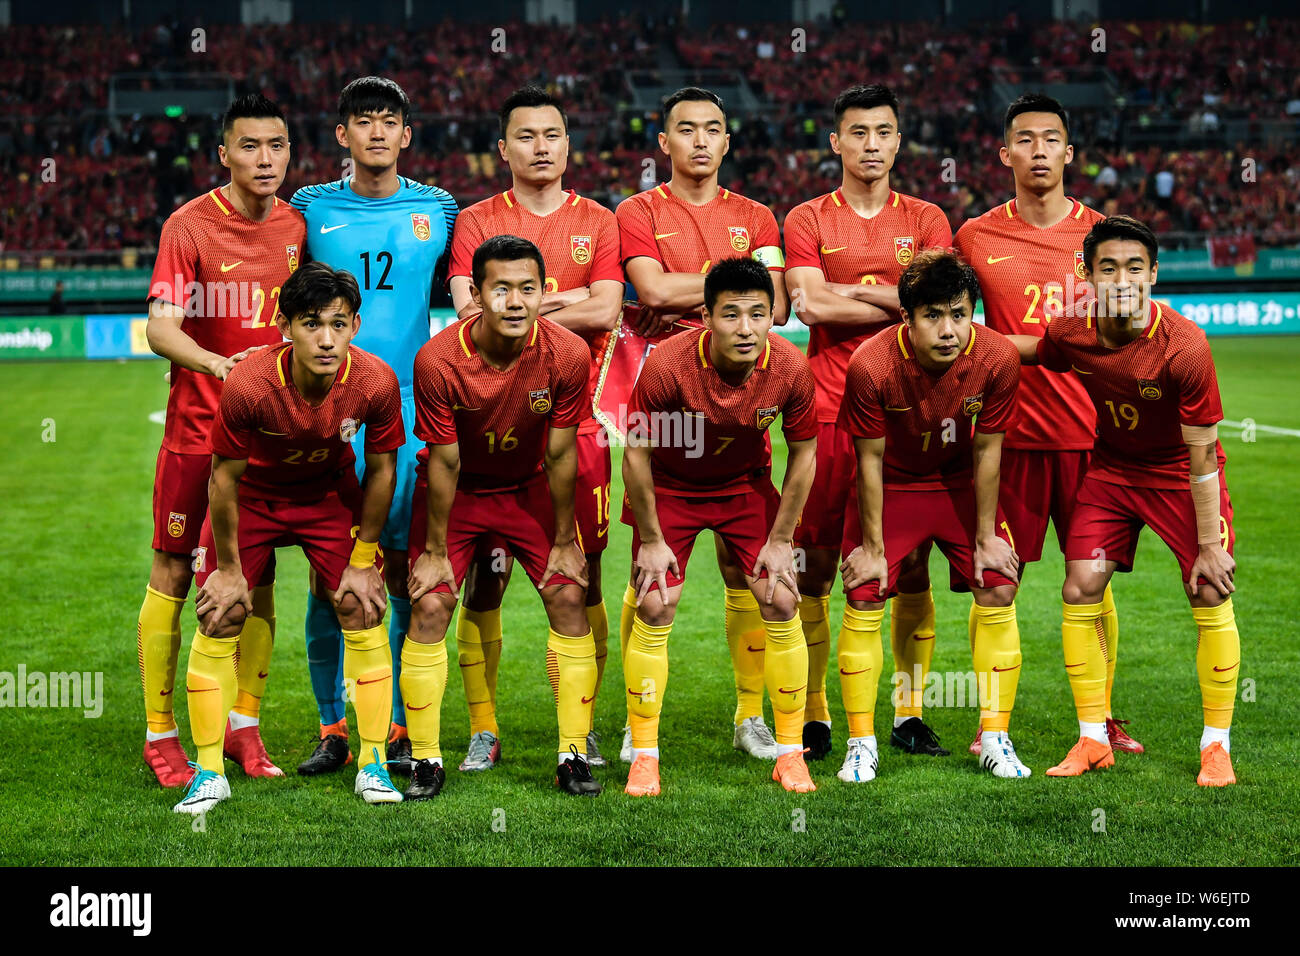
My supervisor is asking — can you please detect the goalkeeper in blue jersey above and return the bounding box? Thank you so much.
[290,77,459,775]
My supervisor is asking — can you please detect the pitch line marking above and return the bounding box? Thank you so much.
[1221,419,1300,438]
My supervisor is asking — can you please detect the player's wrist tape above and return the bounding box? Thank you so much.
[349,538,380,568]
[1189,470,1222,544]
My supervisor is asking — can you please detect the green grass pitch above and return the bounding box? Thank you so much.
[1,336,1297,866]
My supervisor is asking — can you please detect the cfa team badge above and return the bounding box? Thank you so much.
[962,393,984,417]
[340,417,359,442]
[1138,379,1162,400]
[530,388,552,414]
[894,236,915,265]
[411,213,432,241]
[1074,249,1088,280]
[728,226,750,252]
[286,244,299,272]
[571,235,592,265]
[167,512,187,538]
[756,405,779,429]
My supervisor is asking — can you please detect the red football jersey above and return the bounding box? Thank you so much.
[447,189,622,435]
[839,323,1020,490]
[954,197,1104,450]
[210,344,405,502]
[628,328,818,497]
[413,314,590,492]
[784,188,952,423]
[1038,300,1226,490]
[149,188,306,455]
[616,183,784,276]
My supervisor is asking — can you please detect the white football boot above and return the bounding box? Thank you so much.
[733,715,780,759]
[173,765,231,815]
[979,731,1032,778]
[837,738,879,783]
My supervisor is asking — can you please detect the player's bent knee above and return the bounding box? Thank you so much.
[846,599,885,613]
[1062,577,1104,606]
[974,585,1017,608]
[410,592,454,639]
[202,602,247,640]
[150,551,193,598]
[636,590,677,627]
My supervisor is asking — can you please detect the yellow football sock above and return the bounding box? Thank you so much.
[400,639,447,761]
[763,615,808,745]
[482,610,502,703]
[1193,599,1240,730]
[186,629,238,772]
[548,628,597,755]
[971,603,1021,733]
[799,594,832,723]
[620,583,637,721]
[232,612,274,719]
[838,605,884,739]
[1061,600,1107,727]
[138,586,184,734]
[891,588,936,720]
[343,623,392,767]
[626,615,671,749]
[725,587,765,724]
[586,601,609,731]
[1101,583,1119,718]
[456,607,500,736]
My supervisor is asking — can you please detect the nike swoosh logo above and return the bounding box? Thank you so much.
[838,668,871,676]
[885,406,912,412]
[258,428,288,436]
[406,701,433,711]
[1213,664,1238,672]
[820,245,848,254]
[1064,661,1086,668]
[356,675,388,685]
[186,686,219,693]
[912,635,935,641]
[654,232,678,240]
[257,671,269,679]
[220,261,243,272]
[805,640,827,647]
[159,689,173,696]
[992,664,1020,673]
[745,645,763,653]
[987,255,1014,264]
[580,695,596,704]
[597,528,609,537]
[1071,365,1093,375]
[778,685,807,694]
[452,404,481,412]
[320,223,349,233]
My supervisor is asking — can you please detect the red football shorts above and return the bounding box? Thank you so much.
[575,429,612,555]
[408,473,580,595]
[152,448,210,554]
[1065,473,1235,586]
[629,479,781,593]
[794,421,856,551]
[193,475,372,594]
[840,484,1017,603]
[998,448,1090,562]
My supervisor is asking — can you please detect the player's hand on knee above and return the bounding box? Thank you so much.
[196,568,251,633]
[1189,544,1235,597]
[334,565,387,629]
[841,546,886,594]
[408,550,455,602]
[974,535,1019,588]
[634,540,679,605]
[544,539,589,591]
[754,538,800,605]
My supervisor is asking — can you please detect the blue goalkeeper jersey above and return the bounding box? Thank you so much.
[291,176,459,391]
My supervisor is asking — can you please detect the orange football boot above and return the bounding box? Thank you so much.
[625,754,661,796]
[1046,736,1115,776]
[773,749,817,793]
[1196,741,1236,787]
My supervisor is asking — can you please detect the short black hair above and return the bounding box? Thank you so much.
[898,250,981,317]
[662,86,725,125]
[704,257,774,313]
[279,262,361,322]
[338,76,411,126]
[220,93,287,142]
[1004,92,1070,141]
[471,235,546,290]
[1083,214,1159,269]
[833,84,900,130]
[499,85,569,140]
